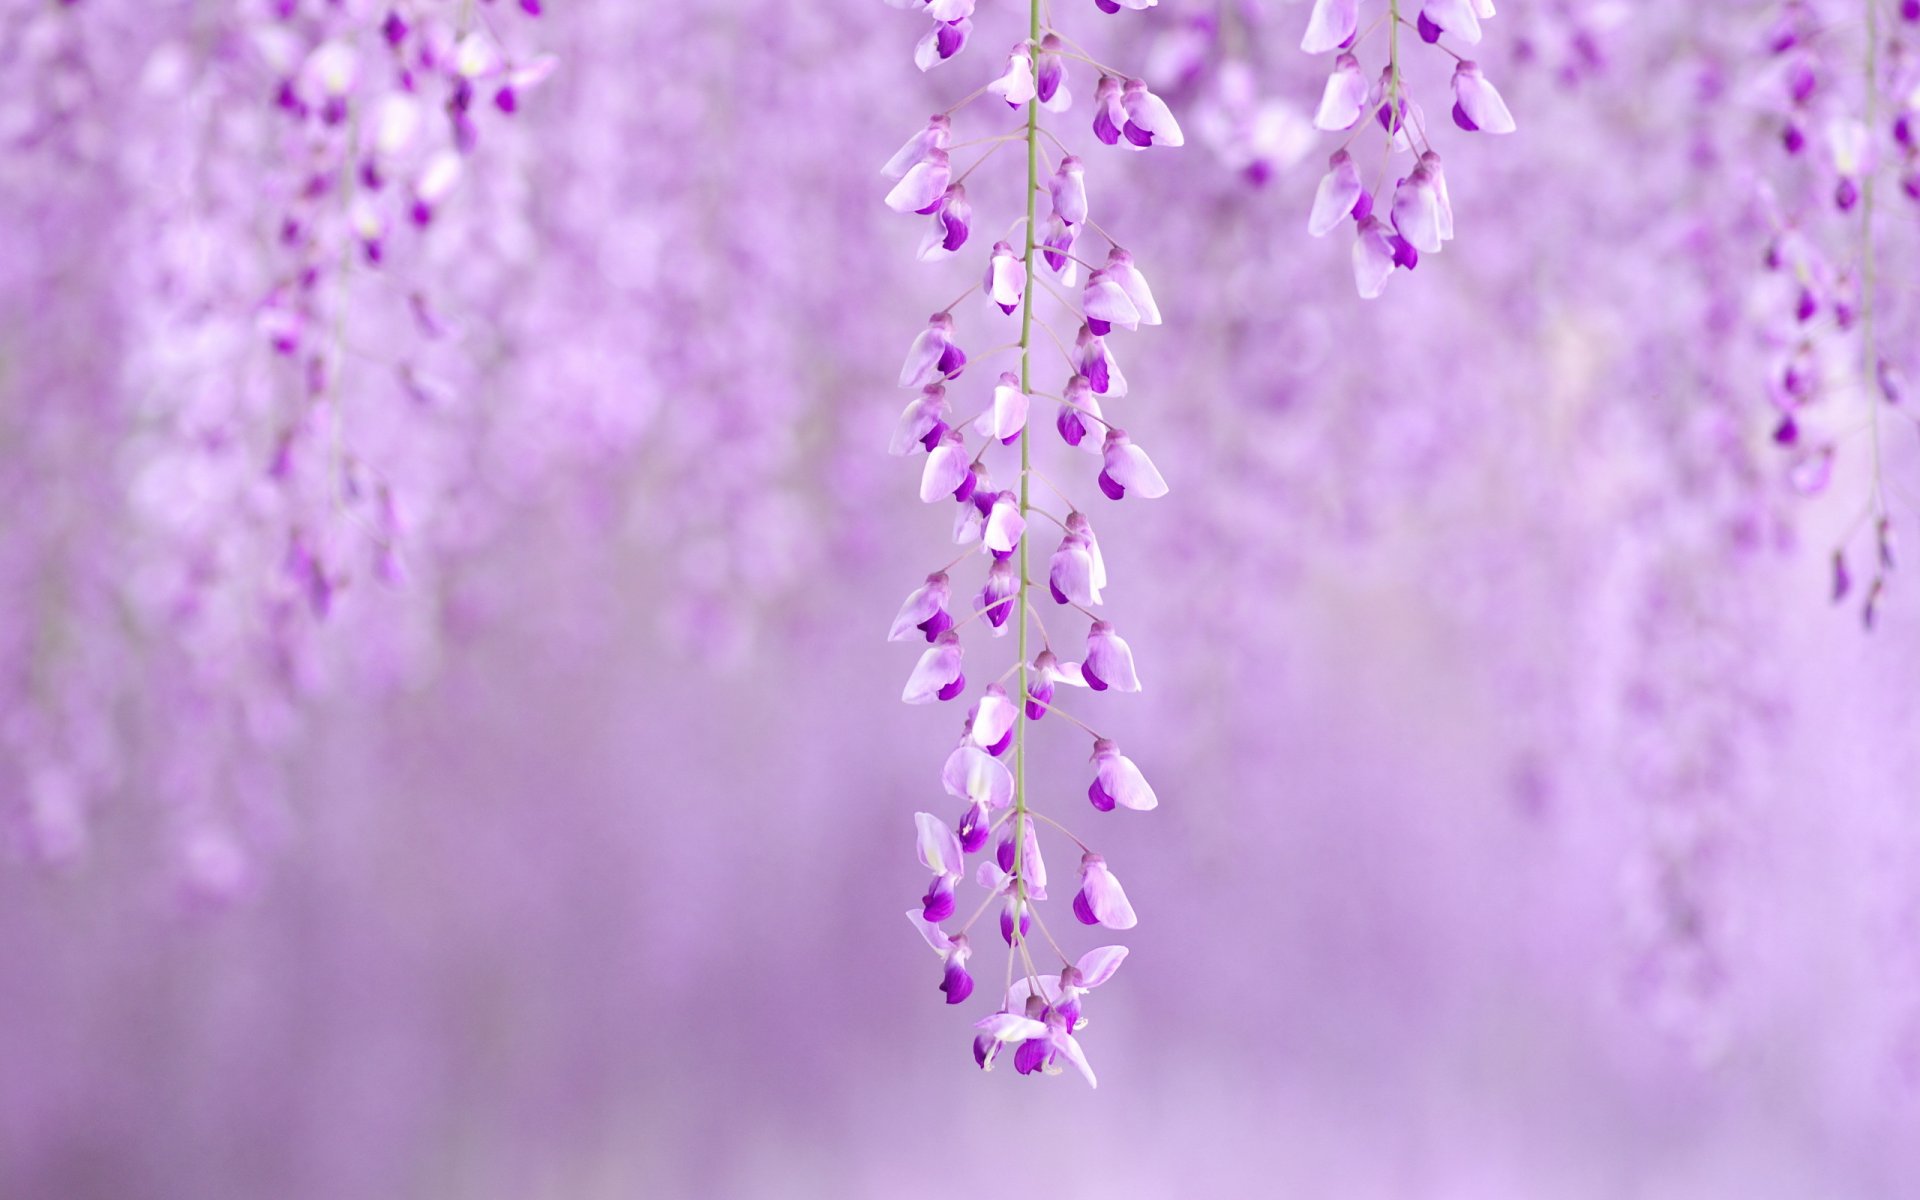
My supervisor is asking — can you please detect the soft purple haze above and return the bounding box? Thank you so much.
[2,1,1919,1196]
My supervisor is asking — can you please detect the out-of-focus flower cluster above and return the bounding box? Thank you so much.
[1299,0,1514,296]
[1747,0,1920,628]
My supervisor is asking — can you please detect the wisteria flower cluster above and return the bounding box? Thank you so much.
[1300,0,1514,297]
[883,0,1179,1086]
[1753,0,1920,625]
[0,0,553,888]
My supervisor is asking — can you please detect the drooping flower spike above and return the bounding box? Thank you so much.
[1752,0,1910,623]
[884,0,1174,1084]
[1297,0,1514,295]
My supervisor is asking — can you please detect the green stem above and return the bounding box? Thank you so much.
[1012,0,1042,960]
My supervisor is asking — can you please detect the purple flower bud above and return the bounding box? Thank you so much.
[983,240,1026,314]
[1042,215,1078,278]
[1049,155,1089,227]
[987,43,1037,108]
[1083,620,1142,692]
[886,148,951,214]
[903,630,965,704]
[1092,75,1125,145]
[1452,62,1516,134]
[1074,324,1128,396]
[914,18,973,71]
[941,952,975,1004]
[979,371,1029,443]
[919,430,973,503]
[1832,551,1852,603]
[968,684,1018,757]
[1121,78,1184,148]
[1074,852,1139,928]
[890,385,950,455]
[1091,738,1159,810]
[916,185,972,262]
[1057,375,1103,449]
[1037,35,1069,106]
[1099,428,1169,500]
[983,495,1026,560]
[1050,534,1102,606]
[889,572,954,642]
[1314,53,1368,131]
[1026,649,1087,719]
[978,557,1019,627]
[1353,216,1398,299]
[1391,166,1445,254]
[1082,270,1141,336]
[922,873,957,922]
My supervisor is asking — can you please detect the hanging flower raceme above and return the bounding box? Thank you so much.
[1749,0,1911,625]
[1298,0,1514,296]
[883,0,1177,1086]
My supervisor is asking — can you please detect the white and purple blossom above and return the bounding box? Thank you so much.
[1082,620,1141,692]
[1451,61,1516,134]
[889,572,955,642]
[903,630,966,704]
[1072,852,1139,930]
[1098,429,1169,500]
[1088,738,1158,812]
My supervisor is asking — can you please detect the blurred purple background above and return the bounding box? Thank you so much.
[3,1,1920,1196]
